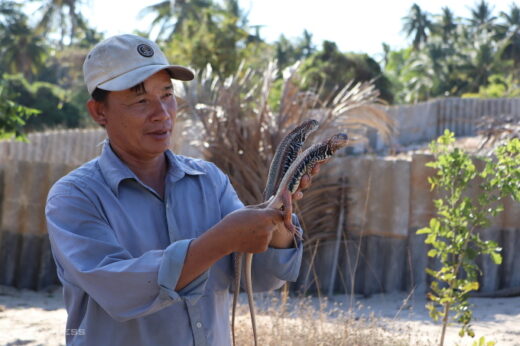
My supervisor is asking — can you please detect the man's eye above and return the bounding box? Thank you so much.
[136,99,147,104]
[163,92,174,98]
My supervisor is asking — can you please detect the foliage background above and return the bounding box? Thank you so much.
[0,0,519,138]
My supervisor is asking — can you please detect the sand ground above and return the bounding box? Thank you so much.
[1,285,519,345]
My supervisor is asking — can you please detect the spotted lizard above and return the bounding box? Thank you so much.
[232,119,318,346]
[232,123,349,346]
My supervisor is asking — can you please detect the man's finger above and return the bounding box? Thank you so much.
[299,174,311,189]
[310,163,322,176]
[265,208,284,224]
[291,191,304,201]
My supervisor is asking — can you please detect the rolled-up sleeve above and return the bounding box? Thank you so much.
[46,188,208,322]
[249,215,303,291]
[158,239,208,304]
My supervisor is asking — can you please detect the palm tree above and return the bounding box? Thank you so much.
[381,42,391,67]
[462,33,503,92]
[33,0,88,46]
[273,31,314,72]
[0,1,20,24]
[140,0,213,40]
[246,24,265,44]
[402,42,443,102]
[139,0,174,40]
[0,9,47,79]
[402,4,433,50]
[274,35,298,70]
[435,7,458,42]
[496,3,520,67]
[221,0,243,23]
[297,29,315,58]
[468,0,497,33]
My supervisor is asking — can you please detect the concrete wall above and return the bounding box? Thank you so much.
[295,154,520,296]
[0,160,76,289]
[0,146,518,294]
[0,103,519,293]
[377,97,520,150]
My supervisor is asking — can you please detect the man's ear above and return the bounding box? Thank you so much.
[87,99,108,126]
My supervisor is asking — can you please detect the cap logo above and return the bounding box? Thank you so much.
[137,44,154,57]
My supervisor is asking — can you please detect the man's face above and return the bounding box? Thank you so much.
[92,70,177,162]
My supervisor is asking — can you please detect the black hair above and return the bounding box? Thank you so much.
[91,87,110,102]
[130,82,146,95]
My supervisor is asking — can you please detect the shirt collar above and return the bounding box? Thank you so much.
[164,150,206,182]
[98,140,205,196]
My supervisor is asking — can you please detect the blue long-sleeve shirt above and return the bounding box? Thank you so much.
[45,142,303,346]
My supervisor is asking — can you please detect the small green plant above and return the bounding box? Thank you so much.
[0,77,40,140]
[472,336,496,346]
[418,130,520,346]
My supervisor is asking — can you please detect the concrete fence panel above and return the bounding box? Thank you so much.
[297,153,520,295]
[379,97,520,151]
[0,108,519,294]
[0,160,76,289]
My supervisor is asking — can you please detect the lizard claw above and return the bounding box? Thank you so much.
[284,221,301,238]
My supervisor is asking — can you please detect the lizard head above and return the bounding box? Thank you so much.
[328,133,349,152]
[292,119,320,142]
[301,119,320,132]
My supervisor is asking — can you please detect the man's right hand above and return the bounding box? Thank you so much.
[217,207,284,254]
[175,207,283,290]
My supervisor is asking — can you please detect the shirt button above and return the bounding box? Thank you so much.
[196,322,202,328]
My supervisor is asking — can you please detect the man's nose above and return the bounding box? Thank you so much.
[150,99,173,121]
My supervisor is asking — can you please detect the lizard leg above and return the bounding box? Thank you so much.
[281,188,298,236]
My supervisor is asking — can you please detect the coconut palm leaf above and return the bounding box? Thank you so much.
[32,0,87,46]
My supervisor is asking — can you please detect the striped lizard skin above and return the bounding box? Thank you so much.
[232,119,319,346]
[265,132,349,231]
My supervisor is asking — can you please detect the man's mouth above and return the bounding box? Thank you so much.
[148,129,171,138]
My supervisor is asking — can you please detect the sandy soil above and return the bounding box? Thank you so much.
[1,285,519,346]
[0,285,66,346]
[334,292,520,346]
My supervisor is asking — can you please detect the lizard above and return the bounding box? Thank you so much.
[263,119,321,201]
[231,119,319,346]
[265,132,349,234]
[232,126,349,346]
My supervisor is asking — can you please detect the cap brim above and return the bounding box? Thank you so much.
[97,64,194,92]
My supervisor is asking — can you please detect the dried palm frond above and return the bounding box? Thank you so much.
[175,61,395,245]
[296,174,349,246]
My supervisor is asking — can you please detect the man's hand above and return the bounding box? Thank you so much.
[291,163,322,202]
[218,207,284,254]
[176,207,283,290]
[269,162,323,248]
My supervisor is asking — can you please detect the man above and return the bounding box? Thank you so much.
[46,34,316,345]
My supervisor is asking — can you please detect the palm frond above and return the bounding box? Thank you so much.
[176,61,396,245]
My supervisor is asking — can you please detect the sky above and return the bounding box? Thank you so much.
[82,0,516,59]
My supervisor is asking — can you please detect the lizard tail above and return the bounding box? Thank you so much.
[232,252,242,346]
[245,253,258,346]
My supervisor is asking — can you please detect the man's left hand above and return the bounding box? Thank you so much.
[269,162,323,248]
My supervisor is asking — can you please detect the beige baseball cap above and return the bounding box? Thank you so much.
[83,34,194,95]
